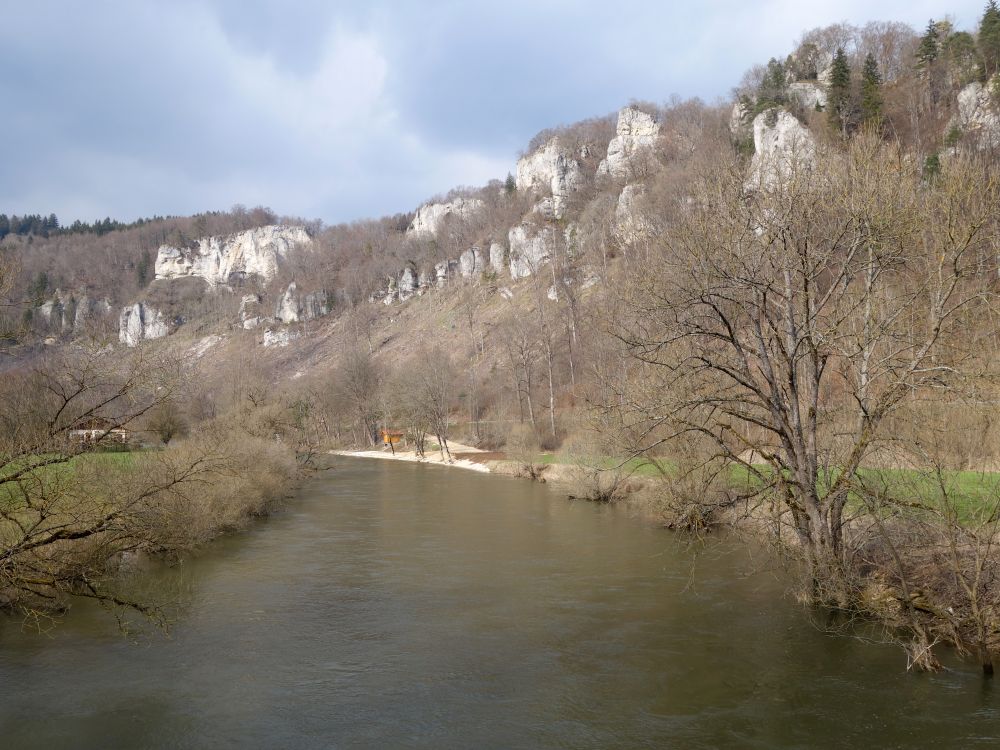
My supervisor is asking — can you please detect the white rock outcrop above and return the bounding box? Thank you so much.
[239,294,266,329]
[729,100,752,139]
[615,184,654,245]
[274,282,329,324]
[398,266,419,301]
[516,138,584,219]
[459,247,484,278]
[788,82,827,110]
[488,243,507,275]
[418,269,433,292]
[154,225,311,286]
[746,109,816,190]
[508,225,555,279]
[408,198,483,236]
[37,291,113,333]
[263,328,298,348]
[597,106,660,179]
[74,296,112,330]
[952,81,1000,149]
[119,302,168,347]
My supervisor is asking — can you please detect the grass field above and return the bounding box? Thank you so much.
[534,453,671,477]
[532,452,1000,521]
[0,451,141,509]
[729,463,1000,522]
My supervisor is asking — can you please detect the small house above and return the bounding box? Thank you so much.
[68,416,130,447]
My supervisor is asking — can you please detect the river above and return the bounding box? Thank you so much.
[1,457,997,748]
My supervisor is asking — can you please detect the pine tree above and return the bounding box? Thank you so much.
[757,58,788,109]
[860,53,883,128]
[980,1,1000,78]
[945,30,985,85]
[827,47,853,138]
[917,19,941,70]
[504,173,516,195]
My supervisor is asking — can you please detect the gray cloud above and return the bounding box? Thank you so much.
[0,1,986,225]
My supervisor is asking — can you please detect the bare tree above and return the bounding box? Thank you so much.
[397,346,457,461]
[330,347,382,447]
[0,345,214,623]
[614,136,999,628]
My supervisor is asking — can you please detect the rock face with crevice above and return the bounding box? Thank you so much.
[516,138,584,219]
[488,243,507,275]
[508,225,555,279]
[119,302,169,347]
[746,109,816,190]
[274,282,329,324]
[407,198,483,236]
[597,106,660,179]
[37,290,112,333]
[154,225,311,286]
[788,81,827,110]
[459,247,484,277]
[615,184,654,245]
[952,81,1000,149]
[398,265,419,301]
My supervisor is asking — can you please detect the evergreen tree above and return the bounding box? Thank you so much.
[917,19,941,70]
[980,1,1000,78]
[826,47,853,138]
[860,53,883,127]
[504,173,516,195]
[945,30,985,85]
[136,250,151,287]
[757,58,788,109]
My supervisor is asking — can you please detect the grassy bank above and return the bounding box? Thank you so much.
[0,429,299,622]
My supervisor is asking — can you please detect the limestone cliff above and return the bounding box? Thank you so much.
[274,282,329,324]
[119,302,168,347]
[407,198,483,236]
[597,106,660,179]
[516,138,584,219]
[154,225,311,286]
[746,109,816,190]
[953,80,1000,149]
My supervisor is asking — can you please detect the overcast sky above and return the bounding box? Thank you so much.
[0,1,987,226]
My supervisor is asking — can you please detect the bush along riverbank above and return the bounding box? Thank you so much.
[0,347,323,630]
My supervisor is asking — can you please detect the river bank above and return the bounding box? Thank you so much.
[330,441,494,474]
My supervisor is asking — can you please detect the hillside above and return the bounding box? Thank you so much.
[6,11,1000,670]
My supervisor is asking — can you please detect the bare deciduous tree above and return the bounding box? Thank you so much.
[614,135,999,645]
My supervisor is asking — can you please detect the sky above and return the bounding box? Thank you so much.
[0,1,988,226]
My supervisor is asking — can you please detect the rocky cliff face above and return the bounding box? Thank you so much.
[37,290,112,333]
[615,184,653,245]
[788,81,827,110]
[119,302,168,346]
[516,138,584,219]
[154,225,311,286]
[746,109,816,190]
[597,106,660,179]
[488,243,507,274]
[274,282,329,324]
[407,198,483,236]
[508,225,556,279]
[953,80,1000,149]
[459,247,484,277]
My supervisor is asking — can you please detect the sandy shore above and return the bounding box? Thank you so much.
[330,441,492,473]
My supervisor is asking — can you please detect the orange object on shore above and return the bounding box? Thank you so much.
[380,429,404,445]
